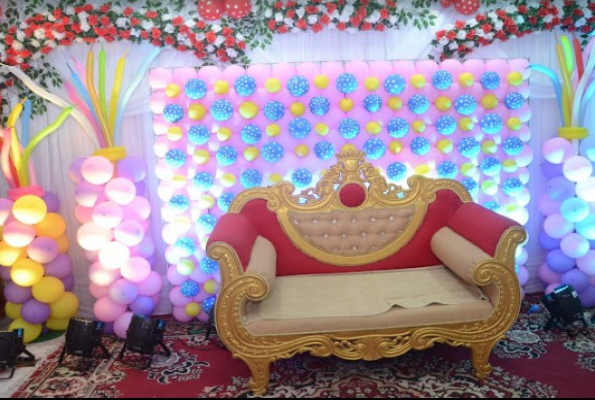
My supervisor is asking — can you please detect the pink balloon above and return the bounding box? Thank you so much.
[82,156,115,185]
[121,257,152,283]
[77,222,113,251]
[27,237,59,264]
[69,158,86,184]
[98,241,131,269]
[197,311,209,323]
[109,279,139,305]
[173,305,194,322]
[543,137,575,165]
[75,181,105,208]
[136,271,163,297]
[114,220,145,247]
[517,266,529,286]
[130,236,155,259]
[2,221,37,248]
[94,296,127,322]
[167,267,187,286]
[114,311,134,339]
[89,262,121,286]
[75,205,94,224]
[169,285,193,306]
[193,290,209,303]
[116,157,148,183]
[105,178,137,205]
[84,249,100,263]
[538,262,561,285]
[0,199,13,225]
[90,282,110,299]
[93,202,124,229]
[545,282,562,294]
[122,197,152,222]
[190,269,212,284]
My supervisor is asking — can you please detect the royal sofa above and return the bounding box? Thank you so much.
[207,145,527,395]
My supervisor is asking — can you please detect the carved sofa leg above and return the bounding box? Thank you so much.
[470,338,500,380]
[242,356,273,395]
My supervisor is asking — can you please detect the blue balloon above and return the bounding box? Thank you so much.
[292,168,312,188]
[217,192,236,213]
[169,195,190,213]
[165,149,187,168]
[539,230,561,250]
[197,214,217,235]
[561,197,590,223]
[436,115,457,135]
[387,162,408,181]
[241,124,262,144]
[384,74,406,95]
[234,75,257,97]
[185,79,207,99]
[505,92,525,110]
[408,94,430,114]
[363,95,383,113]
[480,71,501,90]
[241,169,263,188]
[193,171,214,191]
[181,280,200,297]
[262,142,284,163]
[288,118,311,139]
[579,135,595,162]
[211,100,233,121]
[546,249,575,272]
[454,95,477,115]
[503,178,524,196]
[363,138,386,160]
[309,96,330,116]
[387,118,409,138]
[410,137,431,156]
[188,125,210,145]
[263,100,285,121]
[577,215,595,240]
[339,118,360,139]
[458,137,480,158]
[163,104,184,123]
[483,201,500,211]
[200,257,220,274]
[542,161,564,179]
[174,237,196,258]
[432,70,453,90]
[546,176,576,202]
[503,136,524,156]
[437,161,458,179]
[480,113,503,134]
[216,145,238,166]
[202,296,216,314]
[336,73,358,94]
[480,157,501,176]
[461,178,478,195]
[314,141,335,160]
[287,76,309,97]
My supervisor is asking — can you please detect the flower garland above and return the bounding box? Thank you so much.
[432,0,595,59]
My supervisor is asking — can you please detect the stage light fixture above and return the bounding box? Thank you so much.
[118,315,170,368]
[541,284,588,336]
[59,318,110,368]
[0,329,35,379]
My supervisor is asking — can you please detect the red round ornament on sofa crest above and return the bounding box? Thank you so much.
[339,184,366,208]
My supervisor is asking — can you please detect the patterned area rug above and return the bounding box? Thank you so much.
[11,299,595,398]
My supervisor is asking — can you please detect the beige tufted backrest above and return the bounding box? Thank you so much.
[289,206,415,256]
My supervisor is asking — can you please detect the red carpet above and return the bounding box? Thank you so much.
[12,298,595,398]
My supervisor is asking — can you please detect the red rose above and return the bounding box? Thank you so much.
[446,30,457,40]
[84,37,96,43]
[361,22,371,31]
[146,11,158,19]
[356,7,367,19]
[195,50,207,59]
[538,7,550,18]
[481,23,492,33]
[296,19,307,29]
[217,48,226,57]
[504,20,518,34]
[19,64,30,71]
[286,1,296,7]
[312,23,324,32]
[268,20,276,30]
[151,39,161,46]
[123,7,134,16]
[206,31,217,43]
[320,14,330,25]
[528,16,538,25]
[120,30,131,39]
[222,27,233,36]
[59,38,72,46]
[436,30,446,39]
[100,4,111,13]
[326,3,337,13]
[337,22,347,31]
[287,9,296,19]
[100,16,110,25]
[361,0,369,6]
[238,40,246,49]
[466,29,476,40]
[164,36,175,45]
[172,16,185,26]
[375,23,386,32]
[379,8,389,19]
[71,23,82,33]
[496,9,507,18]
[582,25,593,33]
[88,15,98,26]
[152,28,162,39]
[177,45,188,51]
[225,36,236,46]
[196,20,206,29]
[179,25,190,34]
[386,0,397,8]
[277,25,289,33]
[274,1,283,9]
[350,16,362,27]
[454,20,464,29]
[84,4,93,12]
[53,9,62,19]
[140,30,149,39]
[563,16,573,26]
[130,17,140,26]
[306,6,319,14]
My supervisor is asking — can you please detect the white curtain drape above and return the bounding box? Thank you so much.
[1,5,588,316]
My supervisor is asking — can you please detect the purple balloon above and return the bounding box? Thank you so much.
[546,249,575,273]
[62,275,75,291]
[42,192,61,213]
[538,262,561,285]
[116,157,148,183]
[130,296,156,316]
[561,268,590,293]
[21,298,51,324]
[109,279,139,305]
[578,285,595,307]
[0,266,11,281]
[69,158,86,183]
[539,231,561,251]
[542,161,564,180]
[135,181,147,196]
[103,322,115,335]
[5,282,32,303]
[45,254,74,279]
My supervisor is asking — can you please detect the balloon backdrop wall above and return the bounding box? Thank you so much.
[67,47,164,338]
[149,59,533,321]
[534,35,595,307]
[0,99,78,343]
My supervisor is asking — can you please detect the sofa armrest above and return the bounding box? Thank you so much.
[245,236,277,299]
[207,213,259,269]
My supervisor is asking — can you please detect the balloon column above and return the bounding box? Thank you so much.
[533,36,595,307]
[0,100,78,343]
[67,46,163,338]
[149,59,533,322]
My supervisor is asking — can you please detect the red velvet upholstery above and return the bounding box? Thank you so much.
[236,190,464,276]
[339,184,366,208]
[207,213,259,269]
[446,202,520,257]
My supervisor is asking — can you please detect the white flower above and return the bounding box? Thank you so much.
[576,17,587,28]
[185,19,194,27]
[284,18,295,25]
[505,6,518,13]
[75,37,85,43]
[164,23,175,33]
[543,14,553,23]
[34,29,45,40]
[214,35,225,46]
[81,23,90,32]
[584,9,593,19]
[16,31,25,41]
[54,32,65,40]
[265,9,273,18]
[388,16,397,25]
[275,12,284,22]
[196,32,206,41]
[141,20,154,30]
[79,12,88,21]
[342,5,354,18]
[212,24,222,32]
[15,56,23,63]
[65,6,75,15]
[47,13,56,22]
[347,27,358,34]
[45,40,57,48]
[162,13,172,21]
[457,30,467,40]
[484,32,494,40]
[30,39,41,48]
[206,44,215,53]
[116,17,129,28]
[226,48,238,58]
[12,40,23,51]
[236,33,245,41]
[32,52,42,60]
[465,19,478,28]
[368,10,380,24]
[494,19,504,30]
[307,15,318,24]
[448,42,459,50]
[439,37,448,45]
[296,7,305,19]
[487,12,498,20]
[466,41,475,48]
[515,16,525,25]
[131,28,141,37]
[112,5,123,13]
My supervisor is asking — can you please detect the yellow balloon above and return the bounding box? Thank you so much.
[56,234,70,254]
[177,259,195,276]
[9,319,42,343]
[269,173,284,184]
[220,173,236,187]
[503,159,518,172]
[199,195,215,209]
[295,145,310,158]
[290,102,305,117]
[387,97,403,111]
[314,75,329,89]
[412,121,426,133]
[365,77,380,91]
[507,117,522,130]
[11,258,44,287]
[214,80,229,94]
[366,121,381,135]
[266,124,281,137]
[507,71,524,86]
[410,74,426,88]
[33,276,65,304]
[165,83,181,98]
[46,317,69,331]
[167,126,183,141]
[185,302,201,317]
[239,101,259,119]
[459,117,474,131]
[339,98,354,112]
[0,241,27,266]
[193,149,211,164]
[435,96,452,111]
[459,72,474,87]
[437,139,453,154]
[481,180,498,195]
[389,141,402,154]
[481,94,498,109]
[217,127,232,141]
[35,213,66,239]
[172,175,187,187]
[315,123,329,136]
[203,279,218,294]
[244,146,260,161]
[13,195,47,225]
[461,163,477,177]
[5,302,22,320]
[482,140,498,154]
[188,103,207,120]
[265,78,282,93]
[50,292,79,319]
[415,164,431,176]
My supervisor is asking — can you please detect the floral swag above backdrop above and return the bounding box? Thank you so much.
[0,0,594,119]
